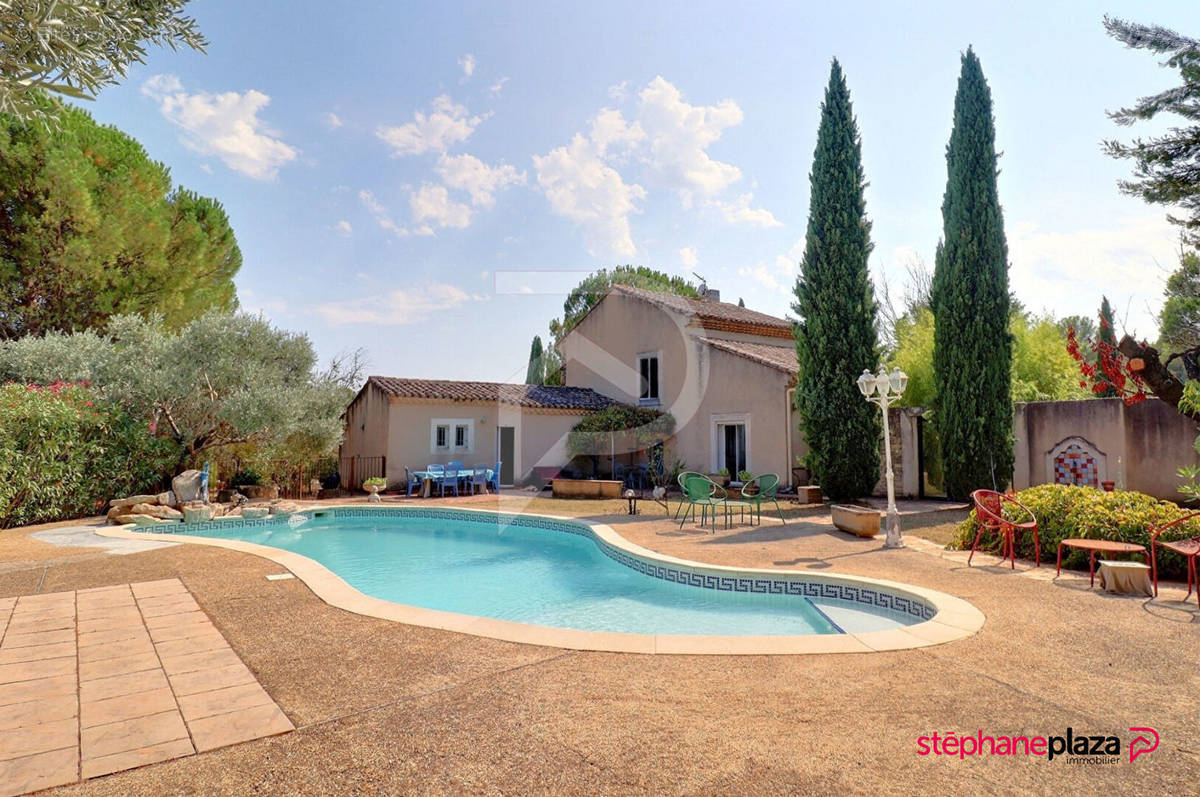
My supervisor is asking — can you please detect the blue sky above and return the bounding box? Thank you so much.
[85,0,1196,382]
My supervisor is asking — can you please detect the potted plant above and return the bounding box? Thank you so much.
[738,471,758,495]
[708,468,731,487]
[363,477,387,503]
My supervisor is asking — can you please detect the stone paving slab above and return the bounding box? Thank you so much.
[0,579,293,796]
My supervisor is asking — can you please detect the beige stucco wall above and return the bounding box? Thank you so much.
[340,384,390,462]
[561,291,805,484]
[374,400,590,487]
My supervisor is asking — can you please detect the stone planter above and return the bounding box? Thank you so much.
[831,504,881,538]
[365,484,382,503]
[707,474,731,488]
[552,478,623,499]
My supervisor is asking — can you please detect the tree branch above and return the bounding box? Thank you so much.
[1117,335,1200,419]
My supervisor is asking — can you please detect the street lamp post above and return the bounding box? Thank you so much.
[857,366,908,549]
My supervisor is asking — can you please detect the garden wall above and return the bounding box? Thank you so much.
[1012,398,1200,501]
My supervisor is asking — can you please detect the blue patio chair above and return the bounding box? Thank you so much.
[447,460,466,490]
[441,464,460,497]
[404,467,422,498]
[488,461,502,493]
[468,465,488,494]
[426,463,445,493]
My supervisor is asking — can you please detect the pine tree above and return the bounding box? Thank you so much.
[792,60,881,501]
[525,336,545,385]
[931,48,1013,498]
[1103,17,1200,246]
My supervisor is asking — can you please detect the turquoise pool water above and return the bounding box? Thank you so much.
[174,511,922,636]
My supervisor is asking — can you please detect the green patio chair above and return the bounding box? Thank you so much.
[678,474,727,532]
[673,471,705,520]
[739,473,785,525]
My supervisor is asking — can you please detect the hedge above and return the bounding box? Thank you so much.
[950,483,1200,578]
[0,382,177,528]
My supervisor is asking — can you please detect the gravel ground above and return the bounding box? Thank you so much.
[2,496,1196,795]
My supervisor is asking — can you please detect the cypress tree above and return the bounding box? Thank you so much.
[931,48,1013,498]
[792,60,881,501]
[525,336,545,385]
[1097,296,1118,397]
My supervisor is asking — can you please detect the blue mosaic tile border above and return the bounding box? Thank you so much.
[137,506,935,622]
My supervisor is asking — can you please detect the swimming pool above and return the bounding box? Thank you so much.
[105,511,984,652]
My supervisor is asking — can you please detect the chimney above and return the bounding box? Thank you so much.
[704,289,721,303]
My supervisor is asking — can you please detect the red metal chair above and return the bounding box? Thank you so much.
[968,489,1040,569]
[1150,512,1200,608]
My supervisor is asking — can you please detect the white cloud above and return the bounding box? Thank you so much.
[142,74,297,180]
[607,81,630,102]
[714,192,782,228]
[459,53,476,79]
[1008,214,1177,337]
[333,220,353,236]
[239,288,288,320]
[323,111,343,129]
[533,76,777,254]
[489,77,509,96]
[739,238,802,292]
[376,95,487,157]
[359,189,410,237]
[680,246,698,268]
[534,130,646,257]
[316,283,479,325]
[410,184,473,233]
[436,153,526,208]
[637,76,744,205]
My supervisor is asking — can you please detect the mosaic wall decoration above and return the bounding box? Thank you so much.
[1046,436,1107,488]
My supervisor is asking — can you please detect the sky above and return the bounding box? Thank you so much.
[83,0,1197,383]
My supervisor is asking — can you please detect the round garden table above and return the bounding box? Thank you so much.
[1056,539,1148,587]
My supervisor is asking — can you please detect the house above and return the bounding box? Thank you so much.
[339,377,621,488]
[558,284,806,484]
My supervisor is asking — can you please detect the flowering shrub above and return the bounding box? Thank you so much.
[0,383,177,528]
[951,483,1200,577]
[1065,326,1148,405]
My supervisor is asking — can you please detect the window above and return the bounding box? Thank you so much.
[638,353,660,404]
[431,419,474,453]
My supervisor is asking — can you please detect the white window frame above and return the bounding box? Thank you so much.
[710,412,751,474]
[637,350,662,406]
[431,419,474,453]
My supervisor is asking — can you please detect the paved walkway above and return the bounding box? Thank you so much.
[0,579,292,795]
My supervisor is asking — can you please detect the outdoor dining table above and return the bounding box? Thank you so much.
[1056,538,1148,588]
[413,469,493,497]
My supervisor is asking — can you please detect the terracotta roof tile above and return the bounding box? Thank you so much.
[366,377,621,410]
[700,338,799,374]
[612,284,793,334]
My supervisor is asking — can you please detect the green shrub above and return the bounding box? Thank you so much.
[0,382,177,528]
[565,406,675,458]
[951,483,1200,577]
[229,470,262,487]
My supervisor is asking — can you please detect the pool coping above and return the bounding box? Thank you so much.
[96,505,985,655]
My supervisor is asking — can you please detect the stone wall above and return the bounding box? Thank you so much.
[872,407,922,499]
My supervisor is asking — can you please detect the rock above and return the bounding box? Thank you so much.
[229,492,248,508]
[106,506,126,524]
[209,503,229,518]
[109,494,158,509]
[224,508,243,518]
[240,485,278,500]
[156,490,177,508]
[651,486,666,500]
[116,514,169,526]
[182,505,215,524]
[131,503,183,520]
[268,502,298,516]
[242,506,270,519]
[172,470,206,504]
